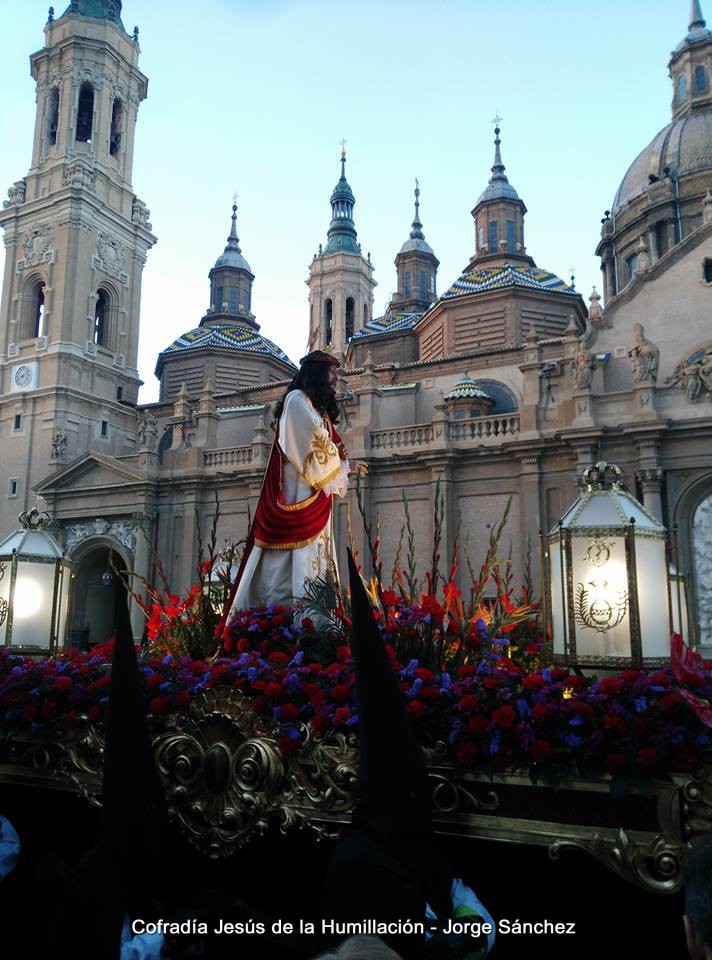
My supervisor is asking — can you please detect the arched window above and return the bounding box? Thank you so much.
[110,98,123,156]
[694,65,708,93]
[404,270,412,299]
[34,286,45,338]
[345,297,354,340]
[419,271,426,301]
[363,303,368,328]
[243,286,251,311]
[47,87,60,147]
[76,83,94,142]
[325,299,333,345]
[678,73,687,102]
[94,289,108,346]
[228,287,238,314]
[214,285,223,312]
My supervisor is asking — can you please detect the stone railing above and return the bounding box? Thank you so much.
[203,445,254,471]
[449,414,519,444]
[370,424,435,450]
[370,414,520,454]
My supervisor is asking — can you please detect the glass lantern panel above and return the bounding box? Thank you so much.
[669,567,689,641]
[635,536,670,658]
[9,559,57,651]
[55,565,70,652]
[549,538,566,657]
[571,534,630,659]
[0,556,11,645]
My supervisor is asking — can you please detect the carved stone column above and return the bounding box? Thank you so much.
[637,469,664,521]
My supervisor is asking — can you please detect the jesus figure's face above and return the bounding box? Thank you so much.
[328,365,338,390]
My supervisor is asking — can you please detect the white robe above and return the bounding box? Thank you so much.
[229,389,349,617]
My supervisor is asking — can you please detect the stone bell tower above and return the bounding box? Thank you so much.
[0,1,155,516]
[306,149,376,361]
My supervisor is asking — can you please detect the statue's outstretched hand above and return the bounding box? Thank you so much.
[350,460,368,478]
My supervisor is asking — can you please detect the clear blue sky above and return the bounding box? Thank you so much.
[0,0,693,403]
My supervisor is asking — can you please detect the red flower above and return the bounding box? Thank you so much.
[415,668,434,683]
[149,697,170,715]
[459,695,479,713]
[333,707,351,726]
[264,682,282,700]
[407,700,425,719]
[603,714,626,732]
[280,703,299,722]
[381,590,399,608]
[41,701,57,720]
[635,748,658,772]
[420,595,444,619]
[190,660,208,672]
[522,674,546,691]
[468,716,488,736]
[332,683,352,704]
[313,711,329,734]
[269,651,289,666]
[301,618,315,632]
[175,690,191,708]
[599,677,622,696]
[146,674,162,689]
[659,694,681,713]
[22,705,37,722]
[456,741,480,766]
[491,705,517,728]
[531,739,552,763]
[336,646,352,663]
[457,664,476,678]
[524,642,540,655]
[483,677,499,690]
[532,703,553,720]
[54,676,72,692]
[88,704,102,723]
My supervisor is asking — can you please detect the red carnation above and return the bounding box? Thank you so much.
[459,695,479,713]
[148,697,169,715]
[603,714,626,732]
[599,677,622,696]
[313,711,329,734]
[456,741,480,766]
[415,667,434,683]
[407,700,425,719]
[175,690,191,708]
[332,683,352,703]
[333,707,351,726]
[54,676,72,692]
[483,677,499,690]
[336,646,352,663]
[492,705,517,728]
[635,748,658,772]
[146,674,162,689]
[531,739,552,763]
[522,674,546,691]
[457,664,476,678]
[264,682,282,700]
[301,618,315,632]
[269,651,289,665]
[468,716,488,736]
[659,694,681,713]
[280,703,299,722]
[41,700,57,720]
[532,703,553,720]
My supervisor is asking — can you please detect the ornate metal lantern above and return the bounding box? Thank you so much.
[547,462,670,669]
[0,508,72,655]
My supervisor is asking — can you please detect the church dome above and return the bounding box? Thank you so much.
[156,323,294,370]
[213,248,252,272]
[612,110,712,214]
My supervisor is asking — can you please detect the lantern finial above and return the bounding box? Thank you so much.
[580,461,623,491]
[18,507,51,531]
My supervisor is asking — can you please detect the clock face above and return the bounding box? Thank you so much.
[14,364,33,387]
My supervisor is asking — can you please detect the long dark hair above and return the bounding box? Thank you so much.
[273,360,340,424]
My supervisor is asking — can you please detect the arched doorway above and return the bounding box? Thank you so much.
[693,493,712,648]
[68,543,129,649]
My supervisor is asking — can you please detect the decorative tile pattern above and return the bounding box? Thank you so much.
[159,323,294,366]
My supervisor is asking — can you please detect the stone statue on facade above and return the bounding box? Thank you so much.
[666,357,705,402]
[138,410,159,452]
[50,431,67,460]
[588,286,603,325]
[572,342,595,391]
[628,323,659,383]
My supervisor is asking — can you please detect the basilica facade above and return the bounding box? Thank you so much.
[1,0,711,651]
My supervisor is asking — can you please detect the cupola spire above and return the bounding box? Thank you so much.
[690,0,706,30]
[322,146,359,255]
[410,178,424,240]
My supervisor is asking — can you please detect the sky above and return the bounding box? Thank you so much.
[0,0,694,403]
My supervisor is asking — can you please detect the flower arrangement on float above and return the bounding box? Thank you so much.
[1,488,711,796]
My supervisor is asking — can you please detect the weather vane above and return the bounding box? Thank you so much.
[491,112,503,128]
[340,137,347,156]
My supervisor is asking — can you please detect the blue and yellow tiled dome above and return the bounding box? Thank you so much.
[351,312,423,340]
[444,372,492,401]
[157,323,294,367]
[441,263,577,300]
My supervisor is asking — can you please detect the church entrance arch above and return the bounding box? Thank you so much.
[67,538,130,649]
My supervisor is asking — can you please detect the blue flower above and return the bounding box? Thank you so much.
[247,623,260,633]
[159,681,172,692]
[247,667,258,682]
[634,697,648,713]
[542,668,553,683]
[516,699,530,718]
[289,651,304,667]
[489,730,502,755]
[162,655,173,666]
[569,715,584,727]
[560,732,583,748]
[440,672,452,691]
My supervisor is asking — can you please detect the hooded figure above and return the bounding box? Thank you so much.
[322,551,493,960]
[47,589,177,960]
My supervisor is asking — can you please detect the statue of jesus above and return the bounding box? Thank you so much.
[220,350,365,628]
